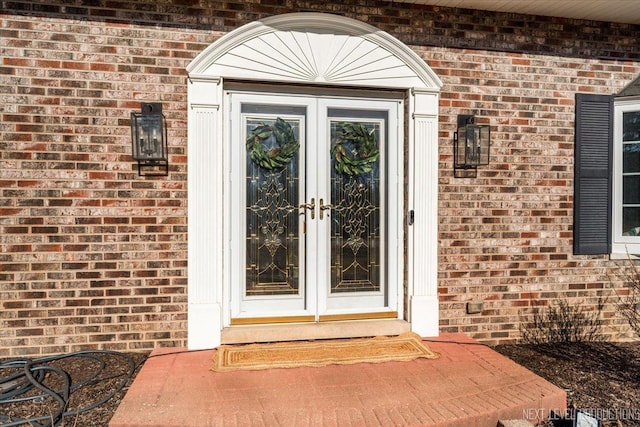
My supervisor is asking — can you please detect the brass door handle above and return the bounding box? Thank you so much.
[300,198,315,219]
[319,198,333,220]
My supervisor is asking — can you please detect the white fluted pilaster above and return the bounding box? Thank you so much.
[187,78,223,350]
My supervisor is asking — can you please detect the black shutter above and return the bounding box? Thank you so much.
[573,93,613,255]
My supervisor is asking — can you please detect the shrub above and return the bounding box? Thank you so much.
[611,258,640,337]
[519,298,605,344]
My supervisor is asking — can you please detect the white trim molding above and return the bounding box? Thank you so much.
[187,13,442,90]
[186,13,442,349]
[613,96,640,256]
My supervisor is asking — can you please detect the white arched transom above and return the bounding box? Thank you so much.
[187,13,442,90]
[186,13,441,350]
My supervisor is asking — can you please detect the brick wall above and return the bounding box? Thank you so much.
[0,5,214,356]
[1,0,640,355]
[429,47,640,343]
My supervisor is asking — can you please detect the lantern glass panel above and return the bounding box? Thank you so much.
[455,126,468,168]
[474,124,490,166]
[131,113,166,161]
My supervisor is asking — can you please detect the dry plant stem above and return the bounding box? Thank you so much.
[520,298,605,344]
[615,256,640,336]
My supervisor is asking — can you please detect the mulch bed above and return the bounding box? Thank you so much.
[0,351,147,427]
[1,341,639,426]
[495,341,640,426]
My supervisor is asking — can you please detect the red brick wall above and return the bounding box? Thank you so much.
[0,6,213,356]
[429,47,640,343]
[1,0,640,355]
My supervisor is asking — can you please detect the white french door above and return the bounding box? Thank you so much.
[228,92,402,324]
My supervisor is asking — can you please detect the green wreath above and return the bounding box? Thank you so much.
[331,122,380,176]
[246,117,300,170]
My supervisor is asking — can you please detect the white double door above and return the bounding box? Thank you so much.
[229,92,402,323]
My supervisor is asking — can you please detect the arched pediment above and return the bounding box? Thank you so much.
[187,13,442,90]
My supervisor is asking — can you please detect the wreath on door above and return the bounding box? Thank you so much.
[331,122,380,176]
[246,117,300,170]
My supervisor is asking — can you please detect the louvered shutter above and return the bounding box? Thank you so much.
[573,93,613,255]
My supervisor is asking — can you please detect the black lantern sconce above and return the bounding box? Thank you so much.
[453,114,490,178]
[131,102,168,176]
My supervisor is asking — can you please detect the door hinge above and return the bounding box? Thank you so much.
[408,210,415,225]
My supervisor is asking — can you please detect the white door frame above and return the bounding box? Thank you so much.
[228,92,403,323]
[315,97,402,318]
[229,93,315,320]
[186,12,442,350]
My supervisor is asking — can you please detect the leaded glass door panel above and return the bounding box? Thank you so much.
[230,93,400,323]
[230,95,317,321]
[316,99,399,319]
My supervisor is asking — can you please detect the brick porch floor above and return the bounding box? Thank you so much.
[109,333,565,427]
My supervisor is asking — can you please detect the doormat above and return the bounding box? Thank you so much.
[211,332,440,372]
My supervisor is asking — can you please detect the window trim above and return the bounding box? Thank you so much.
[613,96,640,255]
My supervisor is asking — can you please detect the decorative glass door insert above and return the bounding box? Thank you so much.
[245,117,302,296]
[318,106,389,315]
[230,93,400,322]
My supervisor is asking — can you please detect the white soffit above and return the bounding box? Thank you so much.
[394,0,640,24]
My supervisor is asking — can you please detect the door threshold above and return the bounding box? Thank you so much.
[221,319,411,345]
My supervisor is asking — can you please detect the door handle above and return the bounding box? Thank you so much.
[319,198,333,220]
[300,198,315,219]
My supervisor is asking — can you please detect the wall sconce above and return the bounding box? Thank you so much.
[453,114,490,178]
[131,102,168,176]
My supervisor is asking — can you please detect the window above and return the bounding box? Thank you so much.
[573,93,640,255]
[613,101,640,254]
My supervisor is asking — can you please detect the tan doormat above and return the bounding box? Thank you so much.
[211,332,440,372]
